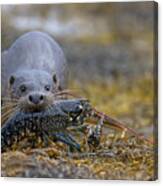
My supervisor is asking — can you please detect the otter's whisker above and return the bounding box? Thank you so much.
[2,102,18,108]
[54,95,67,100]
[1,108,18,125]
[2,109,20,126]
[55,88,80,93]
[2,103,18,111]
[1,105,17,113]
[54,89,73,94]
[54,92,81,99]
[2,100,18,105]
[2,107,16,118]
[54,90,79,96]
[2,97,19,102]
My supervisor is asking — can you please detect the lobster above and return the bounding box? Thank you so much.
[1,98,153,153]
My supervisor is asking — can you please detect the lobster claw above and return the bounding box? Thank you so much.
[87,116,104,150]
[52,132,81,152]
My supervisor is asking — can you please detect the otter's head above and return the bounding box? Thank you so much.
[8,70,59,112]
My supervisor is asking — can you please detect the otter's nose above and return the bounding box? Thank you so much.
[28,93,44,105]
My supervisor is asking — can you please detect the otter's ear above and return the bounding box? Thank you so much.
[52,74,57,84]
[9,75,15,86]
[52,74,62,90]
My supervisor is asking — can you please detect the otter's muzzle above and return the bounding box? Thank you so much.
[28,93,44,105]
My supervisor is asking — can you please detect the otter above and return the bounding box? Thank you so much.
[2,31,68,112]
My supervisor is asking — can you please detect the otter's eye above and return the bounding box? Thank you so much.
[19,85,27,93]
[44,85,51,91]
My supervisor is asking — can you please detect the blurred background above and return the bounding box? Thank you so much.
[1,2,156,139]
